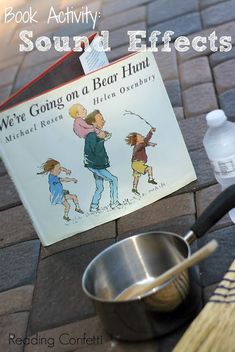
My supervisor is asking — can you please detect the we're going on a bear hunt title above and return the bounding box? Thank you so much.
[0,51,196,245]
[1,55,155,143]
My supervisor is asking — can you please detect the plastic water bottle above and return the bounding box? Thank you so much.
[203,109,235,223]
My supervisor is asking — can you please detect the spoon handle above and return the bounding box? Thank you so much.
[132,240,218,298]
[137,240,218,298]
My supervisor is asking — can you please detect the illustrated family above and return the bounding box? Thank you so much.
[38,104,158,221]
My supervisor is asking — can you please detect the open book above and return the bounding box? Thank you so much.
[0,42,196,246]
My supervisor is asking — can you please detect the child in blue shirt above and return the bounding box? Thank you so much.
[38,159,83,221]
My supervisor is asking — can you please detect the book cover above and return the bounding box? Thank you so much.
[0,51,196,246]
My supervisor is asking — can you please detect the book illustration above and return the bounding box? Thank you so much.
[0,51,197,245]
[124,110,157,195]
[70,104,118,213]
[83,110,120,213]
[70,103,111,141]
[37,159,84,221]
[123,110,155,128]
[126,127,157,196]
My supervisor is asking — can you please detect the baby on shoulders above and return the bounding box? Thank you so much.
[69,103,111,140]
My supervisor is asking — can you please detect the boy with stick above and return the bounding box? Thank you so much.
[126,128,157,195]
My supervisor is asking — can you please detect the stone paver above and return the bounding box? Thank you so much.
[147,0,199,25]
[0,312,29,352]
[99,6,146,32]
[175,148,216,194]
[0,175,21,211]
[0,23,17,45]
[0,39,25,68]
[183,83,218,118]
[149,13,202,42]
[154,44,178,81]
[59,0,86,10]
[201,0,235,28]
[13,60,55,92]
[107,45,129,61]
[0,85,12,104]
[25,316,110,352]
[0,285,34,316]
[15,1,60,24]
[117,214,196,241]
[0,240,40,293]
[196,184,232,230]
[213,58,235,94]
[177,21,235,63]
[102,0,151,17]
[209,46,235,67]
[0,161,7,177]
[219,88,235,119]
[174,107,185,120]
[189,148,215,189]
[179,57,212,90]
[117,193,195,236]
[11,20,62,45]
[21,49,63,69]
[198,225,235,286]
[28,239,114,336]
[178,115,207,152]
[0,66,19,88]
[200,0,226,9]
[41,220,116,259]
[109,22,146,49]
[164,80,182,107]
[50,22,94,38]
[0,206,37,249]
[25,315,163,352]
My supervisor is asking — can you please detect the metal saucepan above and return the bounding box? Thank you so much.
[82,185,235,341]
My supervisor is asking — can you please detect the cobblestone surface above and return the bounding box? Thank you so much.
[1,0,235,351]
[0,312,29,352]
[117,193,195,235]
[154,44,178,81]
[201,0,235,28]
[213,58,235,93]
[0,285,34,316]
[0,240,40,293]
[209,46,235,66]
[0,65,19,88]
[147,0,199,25]
[196,183,232,230]
[183,83,218,117]
[28,239,114,335]
[198,225,235,286]
[0,206,37,249]
[0,175,21,211]
[165,79,182,107]
[179,57,212,90]
[149,13,202,41]
[219,87,235,118]
[99,6,146,31]
[178,115,207,151]
[102,0,151,17]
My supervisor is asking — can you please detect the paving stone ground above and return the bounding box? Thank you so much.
[1,0,235,351]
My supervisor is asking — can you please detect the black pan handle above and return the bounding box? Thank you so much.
[191,184,235,238]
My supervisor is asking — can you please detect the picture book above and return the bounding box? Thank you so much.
[0,50,196,246]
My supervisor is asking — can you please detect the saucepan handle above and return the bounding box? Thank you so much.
[190,184,235,239]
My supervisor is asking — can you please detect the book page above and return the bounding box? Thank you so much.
[0,51,196,246]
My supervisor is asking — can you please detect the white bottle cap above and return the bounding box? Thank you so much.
[206,110,227,127]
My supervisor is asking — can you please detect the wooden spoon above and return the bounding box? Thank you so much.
[115,240,218,301]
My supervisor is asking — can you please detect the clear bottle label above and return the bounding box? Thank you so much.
[210,155,235,178]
